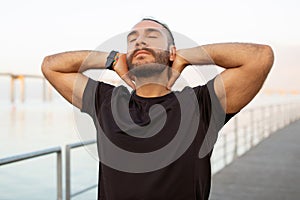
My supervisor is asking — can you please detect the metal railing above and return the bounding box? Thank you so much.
[65,140,97,200]
[0,147,63,200]
[211,102,300,174]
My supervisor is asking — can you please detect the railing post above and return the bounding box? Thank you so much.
[288,103,291,124]
[233,116,238,159]
[250,109,254,148]
[263,106,267,139]
[223,133,227,165]
[279,104,282,128]
[65,145,71,200]
[273,105,277,132]
[292,103,296,122]
[284,104,287,126]
[57,151,63,200]
[244,126,247,152]
[64,140,97,199]
[268,105,272,135]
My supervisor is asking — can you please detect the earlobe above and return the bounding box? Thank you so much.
[169,46,176,61]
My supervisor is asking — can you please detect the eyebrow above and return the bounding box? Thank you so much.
[127,30,138,39]
[145,28,162,35]
[127,28,163,39]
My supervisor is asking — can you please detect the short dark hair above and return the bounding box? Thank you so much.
[141,18,175,46]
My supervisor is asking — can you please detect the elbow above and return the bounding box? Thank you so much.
[254,45,274,76]
[41,56,50,73]
[41,56,51,78]
[262,45,274,70]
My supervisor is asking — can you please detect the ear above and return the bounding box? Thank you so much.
[169,45,176,61]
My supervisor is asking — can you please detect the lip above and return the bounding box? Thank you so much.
[134,50,151,57]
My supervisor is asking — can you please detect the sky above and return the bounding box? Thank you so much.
[1,0,300,91]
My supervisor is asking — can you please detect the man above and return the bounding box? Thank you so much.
[42,18,274,200]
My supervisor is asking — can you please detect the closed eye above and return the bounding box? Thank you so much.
[127,30,138,43]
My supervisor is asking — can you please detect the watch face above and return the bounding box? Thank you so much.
[106,51,118,69]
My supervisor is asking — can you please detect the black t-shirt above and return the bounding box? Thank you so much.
[81,77,235,200]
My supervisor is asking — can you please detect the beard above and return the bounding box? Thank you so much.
[127,47,171,78]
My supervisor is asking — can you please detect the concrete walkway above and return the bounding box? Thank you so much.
[210,120,300,200]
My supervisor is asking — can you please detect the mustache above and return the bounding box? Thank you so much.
[127,47,157,68]
[131,47,156,57]
[126,47,171,70]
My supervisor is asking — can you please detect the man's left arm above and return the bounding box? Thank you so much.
[168,43,274,113]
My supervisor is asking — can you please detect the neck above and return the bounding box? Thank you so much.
[136,83,170,97]
[135,73,170,98]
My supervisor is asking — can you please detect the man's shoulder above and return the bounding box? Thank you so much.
[84,78,118,95]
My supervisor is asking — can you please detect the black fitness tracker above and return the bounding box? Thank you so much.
[105,50,119,70]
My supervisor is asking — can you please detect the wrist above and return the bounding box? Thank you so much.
[176,49,191,67]
[111,52,120,70]
[105,50,119,70]
[178,47,212,66]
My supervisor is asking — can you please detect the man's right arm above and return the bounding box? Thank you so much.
[41,51,108,109]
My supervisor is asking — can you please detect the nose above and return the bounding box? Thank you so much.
[135,35,147,48]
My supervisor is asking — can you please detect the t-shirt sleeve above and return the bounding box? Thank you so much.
[206,77,237,124]
[193,77,238,158]
[193,77,237,128]
[80,78,115,117]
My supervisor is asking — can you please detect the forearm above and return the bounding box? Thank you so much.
[202,43,273,69]
[41,50,109,73]
[178,43,273,69]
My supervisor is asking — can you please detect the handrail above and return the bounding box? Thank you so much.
[67,139,96,149]
[65,139,97,200]
[211,102,300,174]
[0,147,60,165]
[0,147,63,200]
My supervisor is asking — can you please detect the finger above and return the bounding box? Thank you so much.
[121,74,136,90]
[167,70,180,90]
